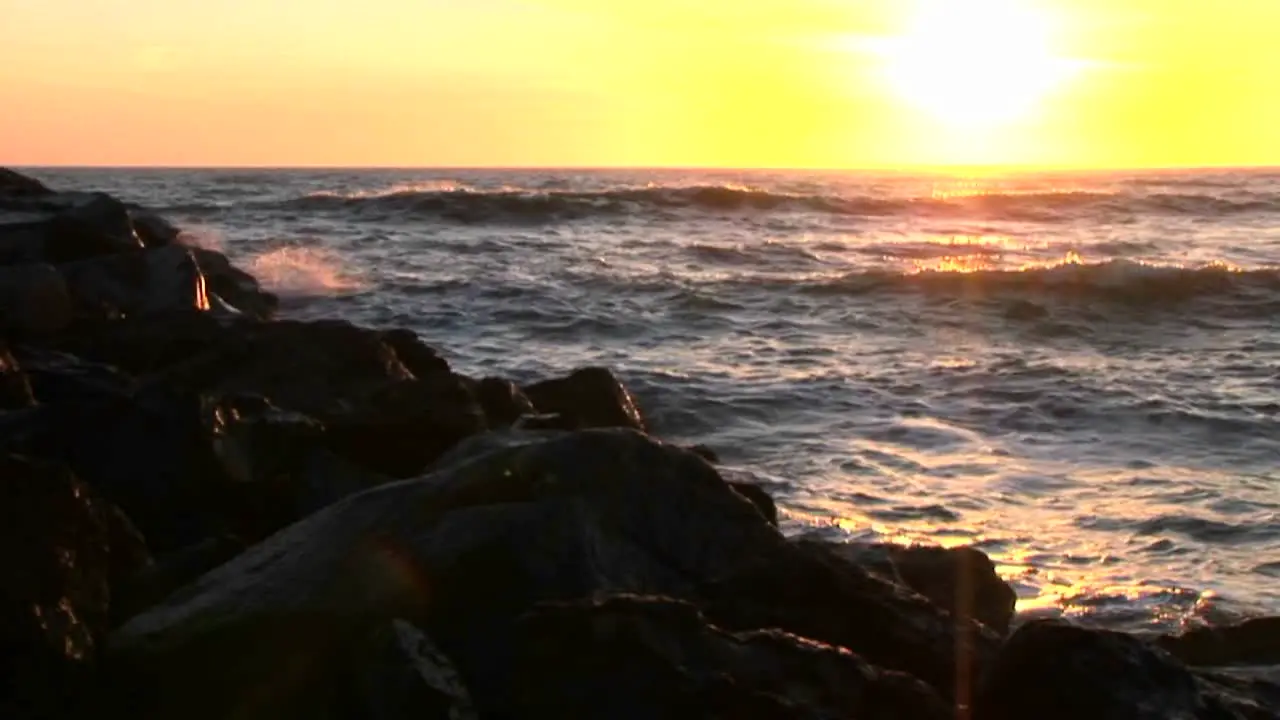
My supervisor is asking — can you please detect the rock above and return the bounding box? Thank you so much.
[59,245,210,319]
[380,327,450,380]
[1159,618,1280,667]
[702,538,999,704]
[973,620,1276,720]
[523,367,648,432]
[496,595,948,719]
[190,247,278,320]
[729,481,779,526]
[127,206,181,249]
[321,375,487,478]
[113,535,248,626]
[0,168,51,196]
[0,192,144,265]
[473,376,536,427]
[828,543,1016,634]
[0,343,34,410]
[347,620,476,720]
[110,430,981,716]
[0,263,73,334]
[11,345,135,406]
[0,454,150,718]
[50,310,232,378]
[512,412,578,431]
[687,443,721,463]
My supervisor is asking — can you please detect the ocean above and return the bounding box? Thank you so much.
[26,166,1280,633]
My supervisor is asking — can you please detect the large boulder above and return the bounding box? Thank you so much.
[0,263,74,334]
[0,343,34,410]
[829,542,1017,634]
[59,245,210,319]
[109,430,988,717]
[472,376,537,428]
[1158,618,1280,667]
[0,454,150,718]
[702,538,999,703]
[0,192,143,265]
[497,594,948,719]
[189,248,278,320]
[974,620,1278,720]
[0,168,51,196]
[523,367,649,432]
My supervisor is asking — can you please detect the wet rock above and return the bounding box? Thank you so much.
[0,343,34,410]
[687,443,721,463]
[1159,617,1280,667]
[830,543,1016,634]
[111,430,980,717]
[348,620,476,720]
[0,263,74,334]
[703,538,999,704]
[322,375,487,478]
[51,310,233,377]
[0,168,51,196]
[190,247,277,320]
[127,206,181,249]
[729,481,779,526]
[973,620,1273,720]
[473,376,537,427]
[496,595,948,720]
[0,454,150,718]
[381,327,451,380]
[11,345,135,406]
[524,366,648,432]
[512,412,578,431]
[0,192,144,265]
[59,245,210,319]
[113,535,248,626]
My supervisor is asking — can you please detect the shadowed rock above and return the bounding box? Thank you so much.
[0,264,73,334]
[190,248,277,320]
[0,343,35,410]
[59,245,210,319]
[497,595,948,719]
[974,620,1272,720]
[829,542,1017,634]
[524,367,648,432]
[0,454,150,718]
[1158,617,1280,667]
[0,168,51,196]
[108,430,986,718]
[472,376,537,428]
[0,192,144,265]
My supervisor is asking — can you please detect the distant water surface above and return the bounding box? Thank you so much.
[29,166,1280,632]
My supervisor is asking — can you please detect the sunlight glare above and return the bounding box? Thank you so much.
[879,0,1077,128]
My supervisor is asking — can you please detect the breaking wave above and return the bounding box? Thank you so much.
[165,184,1280,224]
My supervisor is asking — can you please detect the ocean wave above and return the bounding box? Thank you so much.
[163,184,1280,224]
[799,260,1280,308]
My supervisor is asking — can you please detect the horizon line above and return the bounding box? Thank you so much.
[8,162,1280,174]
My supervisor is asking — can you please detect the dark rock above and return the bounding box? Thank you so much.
[512,412,578,431]
[687,443,721,463]
[127,206,180,249]
[0,168,51,196]
[11,345,135,406]
[973,620,1274,720]
[190,247,277,320]
[59,245,210,319]
[829,543,1016,634]
[110,430,982,716]
[380,327,450,380]
[113,535,248,626]
[524,366,648,432]
[473,376,537,427]
[0,454,150,718]
[346,620,476,720]
[0,192,144,265]
[1159,618,1280,667]
[729,481,779,526]
[497,595,948,720]
[51,310,232,377]
[0,343,34,410]
[703,538,999,704]
[0,263,73,334]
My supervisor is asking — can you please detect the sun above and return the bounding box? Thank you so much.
[879,0,1076,128]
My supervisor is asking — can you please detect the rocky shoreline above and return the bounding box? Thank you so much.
[1,166,1277,719]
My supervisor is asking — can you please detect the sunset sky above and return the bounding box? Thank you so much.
[2,0,1278,169]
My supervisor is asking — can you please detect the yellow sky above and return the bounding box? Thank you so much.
[1,0,1277,168]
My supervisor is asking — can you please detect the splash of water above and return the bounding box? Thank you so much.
[244,246,364,297]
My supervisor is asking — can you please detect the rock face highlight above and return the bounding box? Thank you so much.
[0,167,1275,720]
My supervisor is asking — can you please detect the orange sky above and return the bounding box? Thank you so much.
[2,0,1278,168]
